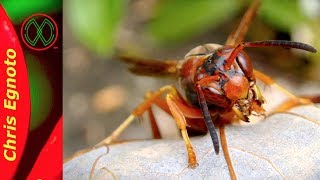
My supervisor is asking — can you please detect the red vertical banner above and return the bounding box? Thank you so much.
[28,116,62,179]
[0,5,31,179]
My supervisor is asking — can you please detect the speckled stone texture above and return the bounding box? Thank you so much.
[64,103,320,179]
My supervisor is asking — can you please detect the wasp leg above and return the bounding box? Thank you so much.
[96,85,200,167]
[146,87,202,167]
[253,69,313,112]
[146,91,209,135]
[95,85,175,147]
[298,95,320,104]
[271,98,312,113]
[154,92,237,176]
[143,88,205,138]
[147,107,162,139]
[220,126,237,180]
[166,93,198,168]
[253,69,296,98]
[156,97,203,119]
[145,91,162,139]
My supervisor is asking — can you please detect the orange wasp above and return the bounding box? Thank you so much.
[96,0,317,179]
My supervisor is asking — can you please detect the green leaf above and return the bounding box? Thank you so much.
[147,0,242,45]
[259,0,309,32]
[66,0,125,57]
[1,0,62,24]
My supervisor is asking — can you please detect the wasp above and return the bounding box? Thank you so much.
[95,0,317,179]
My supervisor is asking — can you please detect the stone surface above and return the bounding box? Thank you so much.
[64,104,320,179]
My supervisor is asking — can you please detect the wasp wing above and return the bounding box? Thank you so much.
[225,0,260,46]
[117,55,179,78]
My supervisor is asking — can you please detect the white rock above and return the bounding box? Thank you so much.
[64,104,320,179]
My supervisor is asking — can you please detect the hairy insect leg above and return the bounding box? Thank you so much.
[95,85,175,147]
[166,93,198,168]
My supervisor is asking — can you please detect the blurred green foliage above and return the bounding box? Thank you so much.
[147,0,242,45]
[259,0,309,32]
[66,0,125,57]
[1,0,62,24]
[66,0,318,58]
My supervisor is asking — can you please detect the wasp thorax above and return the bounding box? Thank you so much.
[202,52,226,76]
[184,43,223,58]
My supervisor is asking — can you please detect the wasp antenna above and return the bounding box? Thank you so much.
[225,40,317,69]
[196,84,220,154]
[244,40,317,53]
